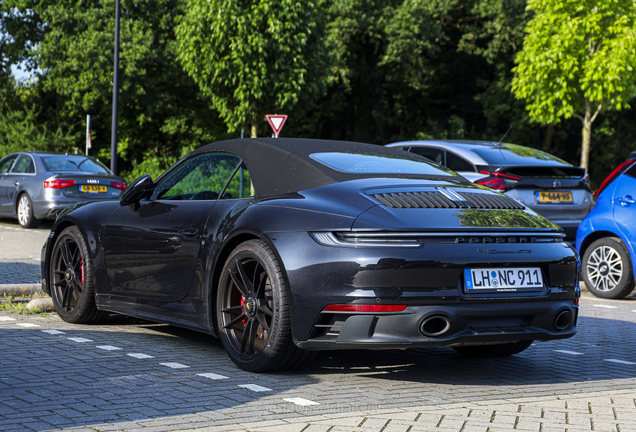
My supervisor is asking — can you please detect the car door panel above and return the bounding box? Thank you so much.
[613,169,636,256]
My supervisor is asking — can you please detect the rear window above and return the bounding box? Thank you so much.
[309,152,455,176]
[472,145,569,166]
[41,156,111,173]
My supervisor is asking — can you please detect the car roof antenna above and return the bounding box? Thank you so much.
[495,126,512,148]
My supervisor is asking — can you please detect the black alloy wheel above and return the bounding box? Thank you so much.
[50,226,108,323]
[217,239,314,372]
[452,340,534,357]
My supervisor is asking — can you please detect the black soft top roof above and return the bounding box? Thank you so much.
[191,138,457,198]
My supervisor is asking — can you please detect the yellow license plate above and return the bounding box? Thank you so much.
[536,191,573,203]
[79,185,107,193]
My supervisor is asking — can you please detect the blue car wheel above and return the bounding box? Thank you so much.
[582,237,635,299]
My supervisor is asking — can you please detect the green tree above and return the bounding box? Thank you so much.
[176,0,328,137]
[512,0,636,170]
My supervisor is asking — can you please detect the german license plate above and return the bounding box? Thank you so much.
[536,191,573,203]
[464,267,543,292]
[79,185,107,193]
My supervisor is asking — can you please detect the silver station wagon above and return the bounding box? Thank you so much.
[0,152,126,228]
[387,140,594,239]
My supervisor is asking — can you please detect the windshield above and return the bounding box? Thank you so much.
[472,144,570,166]
[41,156,112,173]
[309,152,456,176]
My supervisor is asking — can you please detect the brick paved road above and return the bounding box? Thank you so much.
[1,293,636,431]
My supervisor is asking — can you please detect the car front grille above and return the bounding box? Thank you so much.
[372,191,525,210]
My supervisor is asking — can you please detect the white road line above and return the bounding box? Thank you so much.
[67,337,92,343]
[96,345,122,351]
[554,350,585,356]
[197,372,229,380]
[160,362,189,369]
[17,323,40,327]
[594,304,618,309]
[41,330,65,335]
[0,317,16,321]
[604,359,636,365]
[238,384,272,392]
[127,353,154,359]
[283,397,320,406]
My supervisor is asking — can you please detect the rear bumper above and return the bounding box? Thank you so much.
[296,300,577,350]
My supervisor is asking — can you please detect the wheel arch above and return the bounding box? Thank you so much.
[208,229,290,335]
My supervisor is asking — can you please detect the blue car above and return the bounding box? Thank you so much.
[576,155,636,298]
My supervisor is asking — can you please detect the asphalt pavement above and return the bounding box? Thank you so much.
[2,219,636,432]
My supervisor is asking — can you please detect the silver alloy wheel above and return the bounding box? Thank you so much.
[17,195,30,226]
[587,245,624,291]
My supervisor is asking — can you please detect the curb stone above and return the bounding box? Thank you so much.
[26,297,54,312]
[0,283,44,296]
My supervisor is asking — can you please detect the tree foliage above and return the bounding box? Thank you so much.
[512,0,636,169]
[176,0,328,137]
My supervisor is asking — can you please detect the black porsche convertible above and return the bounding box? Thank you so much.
[41,138,579,372]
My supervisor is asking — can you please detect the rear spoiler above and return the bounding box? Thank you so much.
[495,166,586,179]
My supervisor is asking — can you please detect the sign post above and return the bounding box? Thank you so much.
[265,114,288,138]
[86,115,92,155]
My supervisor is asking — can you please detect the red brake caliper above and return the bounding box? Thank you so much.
[80,260,84,285]
[240,296,247,326]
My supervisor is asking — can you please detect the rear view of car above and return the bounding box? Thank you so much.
[388,140,594,239]
[576,155,636,299]
[0,152,126,228]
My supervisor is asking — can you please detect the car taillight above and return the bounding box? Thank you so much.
[478,170,522,181]
[322,304,408,313]
[593,160,634,200]
[110,181,127,190]
[43,179,76,189]
[475,176,507,191]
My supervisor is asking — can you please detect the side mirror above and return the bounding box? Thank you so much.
[120,175,154,208]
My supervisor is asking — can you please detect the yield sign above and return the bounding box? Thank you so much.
[265,114,288,137]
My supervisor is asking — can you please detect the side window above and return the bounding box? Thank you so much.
[221,163,254,199]
[10,155,33,174]
[446,152,476,172]
[150,153,241,201]
[409,147,445,165]
[0,155,17,174]
[624,162,636,179]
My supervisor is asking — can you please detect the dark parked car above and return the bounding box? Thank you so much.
[0,152,126,228]
[387,140,594,239]
[576,154,636,299]
[41,138,579,372]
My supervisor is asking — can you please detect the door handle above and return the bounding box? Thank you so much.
[618,195,636,207]
[178,228,198,237]
[13,181,19,186]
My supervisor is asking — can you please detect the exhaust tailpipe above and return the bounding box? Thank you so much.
[554,310,573,331]
[420,315,451,337]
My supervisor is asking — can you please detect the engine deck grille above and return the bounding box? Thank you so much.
[372,191,525,210]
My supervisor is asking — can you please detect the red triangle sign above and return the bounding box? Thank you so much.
[265,114,288,137]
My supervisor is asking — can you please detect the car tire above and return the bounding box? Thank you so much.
[49,226,109,323]
[452,340,534,357]
[582,237,635,299]
[17,193,40,228]
[217,239,315,372]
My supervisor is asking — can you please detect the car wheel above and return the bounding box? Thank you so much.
[582,237,635,299]
[217,239,315,372]
[17,193,40,228]
[452,340,534,357]
[49,226,108,323]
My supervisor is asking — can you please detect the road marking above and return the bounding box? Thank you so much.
[604,359,636,365]
[41,330,64,335]
[238,384,272,392]
[68,337,92,343]
[96,345,122,351]
[127,353,154,359]
[197,372,229,380]
[0,317,16,321]
[17,323,40,327]
[594,304,618,309]
[160,362,189,369]
[554,350,585,355]
[283,397,320,406]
